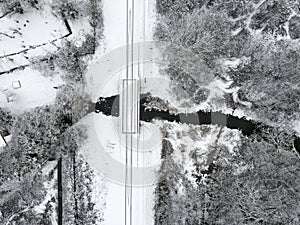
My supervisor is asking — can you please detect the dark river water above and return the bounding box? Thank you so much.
[95,94,300,153]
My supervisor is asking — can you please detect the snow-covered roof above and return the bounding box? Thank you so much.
[12,80,22,89]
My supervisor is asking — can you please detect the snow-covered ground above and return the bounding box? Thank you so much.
[84,21,164,224]
[0,1,93,113]
[140,71,238,114]
[79,113,161,225]
[0,11,67,56]
[162,122,242,186]
[102,0,155,51]
[0,4,70,113]
[0,67,64,113]
[294,121,300,137]
[0,4,69,72]
[92,0,160,223]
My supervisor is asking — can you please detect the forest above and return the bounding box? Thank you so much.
[154,0,300,224]
[0,0,103,224]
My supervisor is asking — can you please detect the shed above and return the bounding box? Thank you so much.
[12,80,22,89]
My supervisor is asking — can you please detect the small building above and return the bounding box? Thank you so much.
[12,80,22,89]
[0,135,6,148]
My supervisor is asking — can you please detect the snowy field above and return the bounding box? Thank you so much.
[0,4,67,113]
[0,4,69,73]
[0,1,91,113]
[0,67,63,113]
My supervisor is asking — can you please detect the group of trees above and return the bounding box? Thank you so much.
[154,0,300,221]
[0,0,104,223]
[230,35,300,126]
[62,152,101,225]
[156,0,300,130]
[154,125,300,224]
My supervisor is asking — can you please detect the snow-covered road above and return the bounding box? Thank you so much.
[83,0,160,224]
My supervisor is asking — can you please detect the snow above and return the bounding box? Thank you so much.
[0,136,6,148]
[34,162,57,225]
[69,16,92,47]
[166,123,219,164]
[163,122,242,186]
[42,161,58,176]
[78,112,162,225]
[102,0,156,51]
[222,58,242,69]
[83,0,160,223]
[3,134,12,143]
[141,73,238,114]
[137,55,253,116]
[0,7,68,72]
[0,3,73,113]
[102,182,155,225]
[102,0,126,51]
[90,170,108,224]
[233,108,248,118]
[79,113,162,184]
[232,87,252,108]
[219,128,241,155]
[294,121,300,137]
[0,67,64,113]
[137,56,254,116]
[0,9,67,56]
[86,0,158,99]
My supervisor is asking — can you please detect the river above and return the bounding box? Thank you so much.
[95,94,300,153]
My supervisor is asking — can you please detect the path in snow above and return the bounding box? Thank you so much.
[84,0,159,224]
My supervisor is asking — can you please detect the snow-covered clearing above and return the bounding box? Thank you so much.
[0,67,64,113]
[0,5,69,72]
[0,1,94,112]
[0,3,90,113]
[0,11,67,56]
